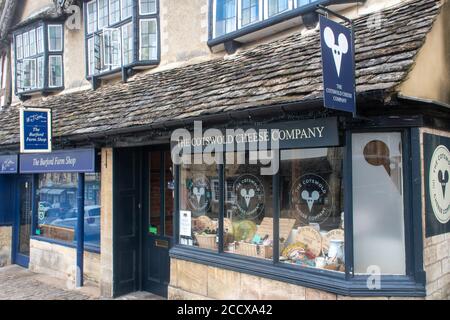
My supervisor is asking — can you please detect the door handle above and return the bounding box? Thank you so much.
[155,239,169,249]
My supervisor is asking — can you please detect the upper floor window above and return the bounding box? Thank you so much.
[85,0,159,78]
[14,22,64,96]
[213,0,316,38]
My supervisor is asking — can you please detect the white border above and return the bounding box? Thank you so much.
[20,107,52,154]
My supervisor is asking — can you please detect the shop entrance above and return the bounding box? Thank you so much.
[13,175,33,268]
[113,147,174,298]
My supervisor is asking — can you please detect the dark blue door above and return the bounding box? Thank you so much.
[143,150,173,297]
[13,175,33,268]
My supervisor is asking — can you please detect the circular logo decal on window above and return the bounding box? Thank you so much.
[233,174,265,220]
[429,145,450,224]
[291,174,332,224]
[187,175,211,215]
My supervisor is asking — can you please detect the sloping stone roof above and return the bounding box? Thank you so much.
[0,0,443,147]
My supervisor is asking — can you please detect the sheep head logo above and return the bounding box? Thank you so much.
[438,170,449,199]
[301,190,320,213]
[193,186,205,205]
[240,188,255,208]
[323,26,349,77]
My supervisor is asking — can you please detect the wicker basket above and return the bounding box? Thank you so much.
[236,241,273,259]
[195,234,217,249]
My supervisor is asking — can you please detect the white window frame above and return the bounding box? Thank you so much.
[213,0,238,39]
[109,0,121,25]
[121,22,133,66]
[37,56,44,89]
[237,0,263,29]
[16,34,23,60]
[139,0,157,15]
[29,29,36,56]
[263,0,293,19]
[103,28,122,68]
[48,55,63,88]
[139,18,158,61]
[23,31,30,58]
[121,0,133,20]
[97,0,109,30]
[87,0,98,34]
[36,26,44,54]
[88,37,95,75]
[48,25,63,52]
[22,58,36,89]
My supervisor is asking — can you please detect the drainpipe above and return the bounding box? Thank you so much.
[76,173,85,287]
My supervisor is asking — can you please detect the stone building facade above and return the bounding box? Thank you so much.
[0,0,448,300]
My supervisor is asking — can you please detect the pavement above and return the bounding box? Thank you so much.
[0,265,164,300]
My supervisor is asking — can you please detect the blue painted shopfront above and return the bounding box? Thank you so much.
[0,148,100,286]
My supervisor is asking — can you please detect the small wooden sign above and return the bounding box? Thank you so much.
[256,217,296,241]
[322,229,345,254]
[296,226,322,257]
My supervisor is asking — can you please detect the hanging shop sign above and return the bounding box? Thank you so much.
[172,117,339,154]
[0,154,18,174]
[20,148,96,173]
[424,133,450,237]
[320,15,355,114]
[20,108,52,153]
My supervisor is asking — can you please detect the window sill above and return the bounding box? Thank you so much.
[31,235,101,254]
[17,87,64,99]
[169,245,426,297]
[86,60,160,81]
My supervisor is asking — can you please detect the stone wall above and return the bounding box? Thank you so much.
[29,239,100,287]
[0,226,11,266]
[420,128,450,300]
[168,258,424,300]
[99,148,113,297]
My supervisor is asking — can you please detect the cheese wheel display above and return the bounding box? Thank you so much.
[295,226,322,257]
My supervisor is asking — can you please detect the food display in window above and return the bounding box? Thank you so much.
[231,218,295,260]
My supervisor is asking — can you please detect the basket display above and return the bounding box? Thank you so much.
[195,233,217,249]
[236,241,273,259]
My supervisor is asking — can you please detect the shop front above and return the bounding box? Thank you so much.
[0,148,102,285]
[165,112,449,299]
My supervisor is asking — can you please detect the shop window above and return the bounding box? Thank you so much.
[279,147,344,272]
[85,0,159,78]
[223,151,273,259]
[14,23,64,95]
[179,155,219,249]
[36,173,101,249]
[352,132,406,275]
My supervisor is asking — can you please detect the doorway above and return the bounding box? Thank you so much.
[113,147,174,297]
[13,175,33,268]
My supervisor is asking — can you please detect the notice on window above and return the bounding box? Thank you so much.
[180,210,192,238]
